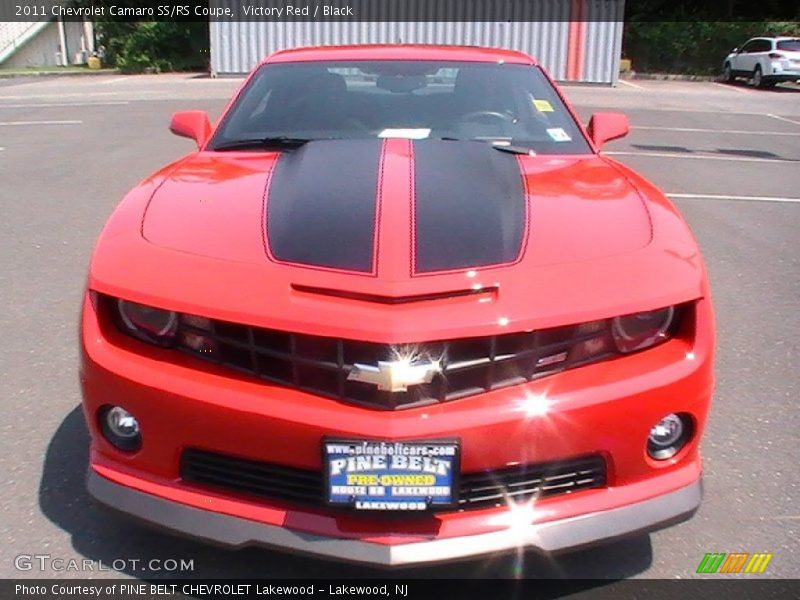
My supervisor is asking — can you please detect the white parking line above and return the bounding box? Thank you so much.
[100,76,130,85]
[0,91,165,100]
[0,101,129,108]
[0,120,82,126]
[0,91,120,100]
[668,193,800,204]
[766,113,800,127]
[617,79,645,90]
[595,106,800,119]
[713,82,752,94]
[605,151,796,165]
[632,126,800,136]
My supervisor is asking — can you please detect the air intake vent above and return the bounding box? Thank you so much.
[180,449,607,512]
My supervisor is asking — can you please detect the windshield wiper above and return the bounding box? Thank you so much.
[438,137,536,156]
[212,136,313,151]
[490,144,536,156]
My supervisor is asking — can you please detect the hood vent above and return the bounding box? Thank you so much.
[291,283,498,305]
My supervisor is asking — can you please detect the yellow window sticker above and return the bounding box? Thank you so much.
[533,99,554,112]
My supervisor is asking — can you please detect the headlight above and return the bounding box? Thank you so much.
[115,299,178,346]
[612,306,675,353]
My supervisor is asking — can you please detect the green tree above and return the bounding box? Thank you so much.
[68,0,209,73]
[97,21,209,73]
[623,21,800,75]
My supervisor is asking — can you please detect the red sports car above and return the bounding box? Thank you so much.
[81,45,715,566]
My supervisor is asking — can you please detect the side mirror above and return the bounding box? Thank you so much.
[169,110,211,148]
[587,112,629,150]
[732,47,739,53]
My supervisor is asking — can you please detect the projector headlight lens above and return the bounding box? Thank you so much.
[612,306,675,353]
[116,299,178,346]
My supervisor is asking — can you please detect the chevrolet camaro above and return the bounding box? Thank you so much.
[80,45,715,566]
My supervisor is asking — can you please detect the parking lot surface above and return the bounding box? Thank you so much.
[1,74,798,582]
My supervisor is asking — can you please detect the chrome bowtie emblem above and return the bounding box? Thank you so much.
[347,359,441,392]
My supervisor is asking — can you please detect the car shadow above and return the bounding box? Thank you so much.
[39,407,653,587]
[770,84,800,93]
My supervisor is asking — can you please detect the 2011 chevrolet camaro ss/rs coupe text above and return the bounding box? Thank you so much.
[80,45,715,566]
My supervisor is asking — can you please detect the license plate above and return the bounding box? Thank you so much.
[323,439,459,510]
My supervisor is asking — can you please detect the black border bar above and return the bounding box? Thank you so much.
[1,0,798,23]
[3,579,800,600]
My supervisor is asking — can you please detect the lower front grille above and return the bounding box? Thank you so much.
[180,449,606,512]
[458,455,607,508]
[181,449,324,507]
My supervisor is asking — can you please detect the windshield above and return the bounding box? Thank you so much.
[209,60,592,154]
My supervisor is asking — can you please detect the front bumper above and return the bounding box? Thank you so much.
[81,293,714,565]
[89,469,701,566]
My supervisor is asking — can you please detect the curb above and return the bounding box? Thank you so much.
[621,72,719,82]
[0,69,119,79]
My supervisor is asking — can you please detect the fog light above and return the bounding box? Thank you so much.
[647,413,691,460]
[100,405,141,452]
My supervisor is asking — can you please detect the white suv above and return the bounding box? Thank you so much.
[723,37,800,87]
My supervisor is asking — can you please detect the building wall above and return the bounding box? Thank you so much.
[1,21,86,68]
[209,0,623,84]
[580,0,625,83]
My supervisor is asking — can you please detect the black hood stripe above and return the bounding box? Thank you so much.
[412,140,528,274]
[265,139,384,274]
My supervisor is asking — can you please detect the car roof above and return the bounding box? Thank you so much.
[262,44,537,65]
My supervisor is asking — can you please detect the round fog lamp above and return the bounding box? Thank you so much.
[107,406,139,438]
[647,413,690,460]
[100,405,142,452]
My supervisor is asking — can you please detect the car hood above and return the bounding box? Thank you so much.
[94,138,702,340]
[142,139,652,273]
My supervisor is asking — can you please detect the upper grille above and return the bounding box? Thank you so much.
[180,449,607,512]
[175,316,617,410]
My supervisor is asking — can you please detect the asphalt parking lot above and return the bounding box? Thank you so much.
[0,73,798,584]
